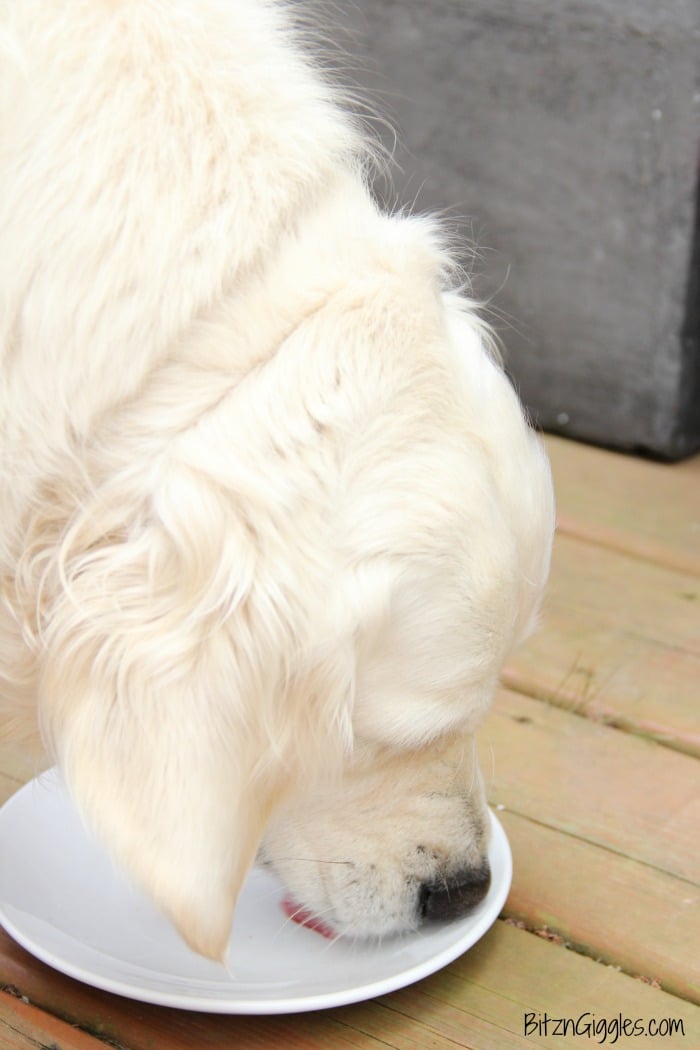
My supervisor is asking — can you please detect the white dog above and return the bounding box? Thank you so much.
[0,0,554,959]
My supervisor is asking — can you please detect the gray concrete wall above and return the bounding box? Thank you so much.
[328,0,699,458]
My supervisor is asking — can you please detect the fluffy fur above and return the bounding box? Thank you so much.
[0,0,554,959]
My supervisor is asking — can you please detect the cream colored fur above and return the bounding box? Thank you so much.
[0,0,554,959]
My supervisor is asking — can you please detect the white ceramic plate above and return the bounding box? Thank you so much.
[0,769,511,1014]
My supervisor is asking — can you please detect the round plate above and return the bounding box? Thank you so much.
[0,769,511,1014]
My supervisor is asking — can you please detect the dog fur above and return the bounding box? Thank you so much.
[0,0,554,958]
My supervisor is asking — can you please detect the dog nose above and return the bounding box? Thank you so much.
[418,862,491,922]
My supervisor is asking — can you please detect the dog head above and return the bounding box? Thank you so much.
[35,349,552,961]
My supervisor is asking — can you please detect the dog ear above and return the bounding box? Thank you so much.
[35,463,352,960]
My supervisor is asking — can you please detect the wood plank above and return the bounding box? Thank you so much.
[342,921,700,1049]
[0,988,106,1050]
[480,689,700,883]
[503,534,700,756]
[2,922,698,1050]
[497,810,700,1003]
[545,435,700,575]
[336,992,527,1050]
[0,744,45,807]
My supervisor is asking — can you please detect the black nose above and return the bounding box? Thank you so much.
[418,862,491,922]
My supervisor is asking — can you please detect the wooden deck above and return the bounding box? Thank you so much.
[1,434,699,1048]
